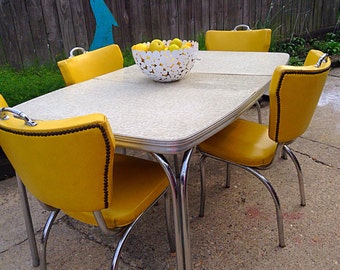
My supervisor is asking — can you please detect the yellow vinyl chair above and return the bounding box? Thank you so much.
[205,24,272,124]
[0,94,8,107]
[0,110,174,269]
[0,94,40,267]
[57,44,123,86]
[198,50,331,248]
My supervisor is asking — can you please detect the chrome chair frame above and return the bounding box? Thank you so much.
[199,142,306,248]
[16,175,40,267]
[37,187,173,270]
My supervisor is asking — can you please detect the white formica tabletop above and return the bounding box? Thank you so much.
[192,51,289,75]
[15,51,289,154]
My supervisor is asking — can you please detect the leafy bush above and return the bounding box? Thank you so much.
[272,37,308,65]
[311,32,340,55]
[271,30,340,65]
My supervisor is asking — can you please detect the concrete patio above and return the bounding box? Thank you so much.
[0,68,339,270]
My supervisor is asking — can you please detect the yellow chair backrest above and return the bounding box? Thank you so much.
[205,25,272,52]
[268,50,331,143]
[0,94,8,107]
[57,44,123,86]
[0,111,115,212]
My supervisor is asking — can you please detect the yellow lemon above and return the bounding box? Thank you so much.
[168,44,180,51]
[149,39,166,52]
[170,38,182,48]
[182,41,192,49]
[133,43,148,52]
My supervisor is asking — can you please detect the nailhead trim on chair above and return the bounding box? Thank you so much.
[274,67,331,142]
[0,123,112,208]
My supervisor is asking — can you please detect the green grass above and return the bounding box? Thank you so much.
[0,65,65,106]
[0,49,136,106]
[0,49,138,106]
[1,30,339,106]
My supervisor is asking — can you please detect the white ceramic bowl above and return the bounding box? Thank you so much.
[132,40,198,82]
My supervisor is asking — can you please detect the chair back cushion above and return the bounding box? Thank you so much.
[205,29,272,51]
[57,44,123,86]
[0,113,115,212]
[268,50,331,143]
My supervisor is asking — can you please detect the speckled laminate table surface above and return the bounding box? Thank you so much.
[15,51,289,154]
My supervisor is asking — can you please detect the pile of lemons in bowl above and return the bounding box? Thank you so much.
[131,38,198,82]
[133,38,193,52]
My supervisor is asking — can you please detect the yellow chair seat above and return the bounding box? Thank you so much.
[199,119,277,167]
[65,154,169,228]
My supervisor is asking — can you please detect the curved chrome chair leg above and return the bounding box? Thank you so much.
[199,155,285,247]
[199,154,207,217]
[240,165,285,247]
[16,176,40,267]
[199,156,231,217]
[283,145,306,206]
[41,210,60,270]
[111,189,174,269]
[255,101,262,124]
[111,219,139,270]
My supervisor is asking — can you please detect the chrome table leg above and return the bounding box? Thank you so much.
[153,148,194,270]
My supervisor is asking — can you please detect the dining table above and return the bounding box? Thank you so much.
[14,50,289,270]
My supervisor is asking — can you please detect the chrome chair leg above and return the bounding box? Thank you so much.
[200,155,232,217]
[111,220,138,270]
[16,175,40,267]
[41,210,60,270]
[283,145,306,206]
[240,165,285,247]
[200,155,231,217]
[111,190,173,269]
[199,155,285,247]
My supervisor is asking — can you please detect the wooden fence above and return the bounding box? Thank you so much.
[0,0,339,69]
